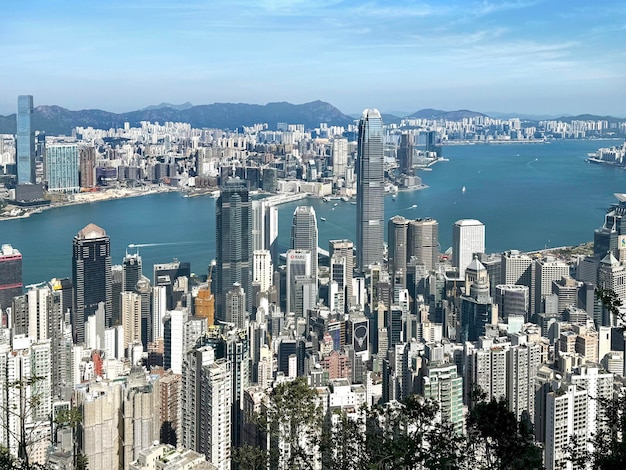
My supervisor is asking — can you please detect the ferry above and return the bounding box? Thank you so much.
[320,217,327,222]
[462,186,466,193]
[410,204,417,208]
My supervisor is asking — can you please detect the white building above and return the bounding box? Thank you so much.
[452,219,485,278]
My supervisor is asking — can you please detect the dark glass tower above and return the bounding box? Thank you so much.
[0,244,22,316]
[72,223,112,343]
[356,109,384,271]
[215,177,252,321]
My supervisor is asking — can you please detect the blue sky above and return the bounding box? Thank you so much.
[1,0,625,116]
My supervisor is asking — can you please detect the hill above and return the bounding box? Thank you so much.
[0,100,354,135]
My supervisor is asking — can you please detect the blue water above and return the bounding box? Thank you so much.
[1,139,624,286]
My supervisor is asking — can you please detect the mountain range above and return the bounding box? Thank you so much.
[0,101,623,136]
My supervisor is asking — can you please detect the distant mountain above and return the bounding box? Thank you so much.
[139,102,194,111]
[553,114,626,124]
[381,114,402,125]
[406,108,487,121]
[0,100,354,135]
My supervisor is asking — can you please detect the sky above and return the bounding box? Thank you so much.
[1,0,625,116]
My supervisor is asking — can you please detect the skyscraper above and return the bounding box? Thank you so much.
[16,95,35,184]
[388,215,409,289]
[215,178,252,320]
[408,218,439,272]
[72,224,112,344]
[329,239,354,306]
[122,252,142,292]
[0,244,22,316]
[356,109,384,271]
[290,206,318,285]
[452,219,485,278]
[44,143,80,193]
[332,137,348,178]
[397,133,413,174]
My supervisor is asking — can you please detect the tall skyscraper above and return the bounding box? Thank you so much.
[79,145,97,189]
[122,252,142,292]
[356,109,384,271]
[16,95,35,184]
[0,244,22,316]
[215,178,252,321]
[452,219,485,278]
[72,224,112,344]
[408,218,439,272]
[285,249,314,317]
[44,143,80,193]
[388,215,409,289]
[290,206,318,285]
[397,133,413,174]
[329,239,354,306]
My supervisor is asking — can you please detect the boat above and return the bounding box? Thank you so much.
[392,194,396,200]
[410,204,417,208]
[320,217,326,222]
[333,203,338,207]
[350,202,357,205]
[462,186,466,193]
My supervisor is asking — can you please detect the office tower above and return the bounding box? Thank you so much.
[329,239,354,306]
[460,277,494,342]
[44,144,80,193]
[397,133,413,174]
[225,283,247,328]
[0,244,22,316]
[495,285,529,320]
[285,249,315,317]
[136,276,152,347]
[533,257,570,317]
[501,250,532,285]
[121,291,141,353]
[277,337,305,377]
[408,218,439,272]
[478,253,501,298]
[215,178,252,320]
[593,194,626,258]
[597,252,626,326]
[290,205,318,285]
[163,309,187,374]
[422,362,464,434]
[154,260,191,310]
[122,252,142,292]
[252,250,273,294]
[552,276,581,315]
[388,215,409,289]
[181,346,232,469]
[356,109,384,271]
[72,224,112,344]
[329,255,347,313]
[332,137,348,178]
[452,219,485,278]
[16,95,35,184]
[464,257,489,295]
[79,145,97,188]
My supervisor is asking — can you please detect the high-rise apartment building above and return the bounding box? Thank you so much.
[121,291,142,352]
[16,95,35,184]
[45,143,80,193]
[215,178,252,320]
[72,224,112,344]
[332,137,348,178]
[356,109,384,271]
[0,244,22,315]
[452,219,485,278]
[79,145,97,188]
[532,257,570,317]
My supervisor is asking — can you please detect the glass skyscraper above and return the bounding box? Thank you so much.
[16,95,35,184]
[72,223,112,344]
[356,109,384,271]
[290,205,318,284]
[215,177,252,321]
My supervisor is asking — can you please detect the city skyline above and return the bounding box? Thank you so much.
[1,1,625,116]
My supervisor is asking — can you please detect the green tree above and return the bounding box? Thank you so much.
[364,395,466,470]
[466,397,543,470]
[595,286,624,325]
[590,393,626,469]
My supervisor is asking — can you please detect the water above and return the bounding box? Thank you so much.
[1,139,623,286]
